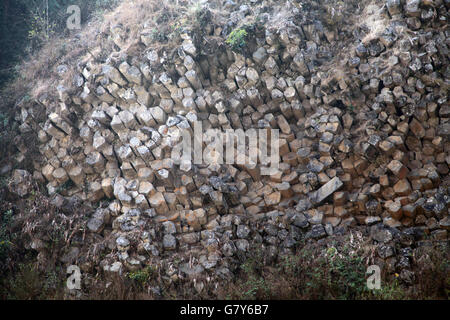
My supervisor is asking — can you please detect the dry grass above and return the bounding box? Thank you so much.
[360,3,389,44]
[1,210,448,300]
[1,170,447,301]
[0,0,200,109]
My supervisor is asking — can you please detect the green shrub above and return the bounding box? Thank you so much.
[127,266,157,287]
[0,263,65,300]
[223,239,416,300]
[226,27,248,51]
[238,253,270,300]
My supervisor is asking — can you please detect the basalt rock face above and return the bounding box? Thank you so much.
[13,0,449,283]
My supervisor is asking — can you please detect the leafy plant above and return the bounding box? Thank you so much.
[371,279,406,300]
[0,112,9,129]
[239,259,270,300]
[226,27,248,51]
[127,266,157,287]
[0,209,14,260]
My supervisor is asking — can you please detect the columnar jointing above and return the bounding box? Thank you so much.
[16,0,449,275]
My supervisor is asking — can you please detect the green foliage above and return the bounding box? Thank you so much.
[0,112,9,148]
[127,266,157,287]
[297,244,410,300]
[0,112,8,129]
[294,244,374,299]
[313,248,367,299]
[28,5,57,45]
[0,177,8,188]
[0,263,65,300]
[226,27,248,51]
[239,264,269,299]
[234,249,270,300]
[240,275,268,300]
[0,209,13,260]
[225,241,414,300]
[0,0,120,89]
[370,279,406,300]
[168,21,185,41]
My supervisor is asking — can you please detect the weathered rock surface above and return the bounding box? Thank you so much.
[11,0,449,284]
